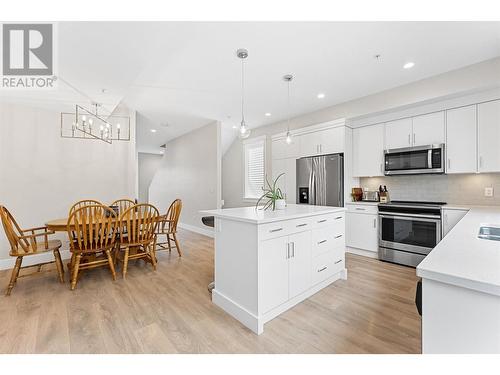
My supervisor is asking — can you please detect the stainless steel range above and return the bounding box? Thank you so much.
[378,200,446,267]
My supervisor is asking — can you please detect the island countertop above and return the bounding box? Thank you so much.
[201,204,346,224]
[417,206,500,297]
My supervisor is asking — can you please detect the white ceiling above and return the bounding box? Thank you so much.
[2,22,500,153]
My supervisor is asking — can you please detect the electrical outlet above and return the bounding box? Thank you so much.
[484,187,494,197]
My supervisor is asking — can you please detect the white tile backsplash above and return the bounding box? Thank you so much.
[360,173,500,205]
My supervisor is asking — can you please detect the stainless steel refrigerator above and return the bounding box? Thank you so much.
[296,153,344,207]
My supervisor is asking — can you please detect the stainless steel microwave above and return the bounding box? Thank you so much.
[384,144,445,175]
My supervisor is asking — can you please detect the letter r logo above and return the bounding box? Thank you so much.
[2,24,53,75]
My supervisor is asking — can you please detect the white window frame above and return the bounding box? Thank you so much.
[242,136,266,201]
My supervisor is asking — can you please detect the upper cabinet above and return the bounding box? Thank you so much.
[412,112,445,147]
[352,123,385,177]
[385,118,412,149]
[478,100,500,173]
[384,112,445,150]
[299,127,345,157]
[446,105,477,174]
[272,137,300,160]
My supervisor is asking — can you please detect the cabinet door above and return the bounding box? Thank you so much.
[446,105,477,174]
[272,139,286,160]
[299,132,320,157]
[352,123,385,177]
[478,100,500,172]
[412,111,445,146]
[385,118,412,150]
[259,236,289,313]
[442,209,468,237]
[285,137,301,159]
[272,159,286,195]
[318,127,345,154]
[284,158,296,204]
[346,212,378,252]
[288,231,312,299]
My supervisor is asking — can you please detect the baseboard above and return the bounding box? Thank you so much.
[212,289,261,334]
[0,249,72,271]
[346,246,378,259]
[178,222,214,238]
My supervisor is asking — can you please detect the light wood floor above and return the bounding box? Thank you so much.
[0,229,421,354]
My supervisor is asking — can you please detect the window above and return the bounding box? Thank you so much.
[243,136,266,200]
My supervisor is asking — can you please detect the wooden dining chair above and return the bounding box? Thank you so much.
[155,199,183,257]
[110,198,136,215]
[69,199,103,216]
[67,204,118,290]
[0,205,64,296]
[116,204,159,278]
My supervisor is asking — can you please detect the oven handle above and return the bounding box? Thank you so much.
[379,213,441,221]
[428,149,433,169]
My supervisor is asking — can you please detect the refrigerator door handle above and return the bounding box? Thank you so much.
[308,167,314,205]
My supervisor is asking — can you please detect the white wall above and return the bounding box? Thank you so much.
[0,102,137,267]
[149,121,221,235]
[138,152,162,203]
[222,57,500,208]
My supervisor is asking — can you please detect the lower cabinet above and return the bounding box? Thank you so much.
[259,214,345,314]
[346,205,379,253]
[442,208,468,237]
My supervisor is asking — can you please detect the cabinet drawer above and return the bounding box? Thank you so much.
[311,249,344,286]
[312,227,345,258]
[346,204,378,215]
[312,212,345,229]
[258,221,292,241]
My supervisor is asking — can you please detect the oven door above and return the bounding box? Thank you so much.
[384,145,444,175]
[379,214,441,255]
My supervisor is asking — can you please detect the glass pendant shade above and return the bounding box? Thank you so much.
[285,131,292,144]
[238,120,251,139]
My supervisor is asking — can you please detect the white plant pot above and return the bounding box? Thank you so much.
[275,199,287,210]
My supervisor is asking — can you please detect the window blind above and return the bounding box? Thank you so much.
[244,140,265,199]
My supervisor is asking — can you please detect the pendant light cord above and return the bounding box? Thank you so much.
[287,79,291,132]
[241,58,245,125]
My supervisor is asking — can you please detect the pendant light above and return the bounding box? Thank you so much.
[237,48,251,140]
[283,74,293,144]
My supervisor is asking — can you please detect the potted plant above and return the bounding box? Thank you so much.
[255,173,287,211]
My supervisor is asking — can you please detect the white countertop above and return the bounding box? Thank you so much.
[346,201,379,206]
[201,204,345,224]
[417,206,500,297]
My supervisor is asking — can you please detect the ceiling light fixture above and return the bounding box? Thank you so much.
[403,62,415,69]
[283,74,293,145]
[317,93,325,99]
[236,48,251,140]
[265,113,272,117]
[151,129,157,133]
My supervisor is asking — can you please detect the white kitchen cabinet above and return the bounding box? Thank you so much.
[352,123,385,177]
[272,137,300,160]
[412,111,445,146]
[385,118,412,149]
[260,236,289,313]
[272,158,296,203]
[442,208,468,237]
[346,207,378,253]
[288,231,312,298]
[299,126,344,157]
[478,100,500,172]
[284,158,296,204]
[446,105,477,174]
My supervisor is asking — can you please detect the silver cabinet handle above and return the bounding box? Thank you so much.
[408,134,411,145]
[270,228,283,233]
[334,216,343,220]
[334,259,343,265]
[380,163,383,174]
[318,266,327,273]
[479,156,483,168]
[334,234,343,239]
[317,219,327,223]
[291,242,295,258]
[296,223,308,227]
[413,133,416,145]
[355,207,366,211]
[318,239,327,244]
[286,243,290,259]
[448,159,451,169]
[373,218,377,228]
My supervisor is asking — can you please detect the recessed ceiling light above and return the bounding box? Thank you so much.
[317,93,325,99]
[159,150,164,155]
[265,113,272,117]
[403,62,415,69]
[232,125,238,129]
[150,129,157,133]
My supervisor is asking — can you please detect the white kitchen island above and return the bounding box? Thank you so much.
[201,204,347,334]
